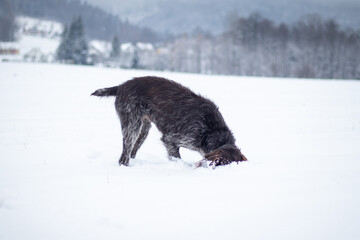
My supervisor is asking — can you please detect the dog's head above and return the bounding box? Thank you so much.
[196,144,247,168]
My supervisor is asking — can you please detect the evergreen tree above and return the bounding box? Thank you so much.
[56,16,89,65]
[110,35,120,58]
[56,24,71,62]
[69,16,88,64]
[131,46,139,69]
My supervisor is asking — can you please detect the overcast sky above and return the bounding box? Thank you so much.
[84,0,360,20]
[83,0,359,33]
[85,0,359,10]
[84,0,360,19]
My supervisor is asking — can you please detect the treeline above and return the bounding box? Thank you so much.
[10,0,159,42]
[0,0,17,41]
[166,14,360,79]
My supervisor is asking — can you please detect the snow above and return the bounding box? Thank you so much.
[0,62,360,240]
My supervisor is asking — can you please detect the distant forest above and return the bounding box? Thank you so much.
[163,14,360,79]
[10,0,160,42]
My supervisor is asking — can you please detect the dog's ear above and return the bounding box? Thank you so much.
[240,152,248,162]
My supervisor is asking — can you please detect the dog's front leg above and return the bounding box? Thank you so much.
[161,136,181,160]
[166,144,181,160]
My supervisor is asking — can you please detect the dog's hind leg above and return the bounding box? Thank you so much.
[130,119,151,159]
[118,114,143,166]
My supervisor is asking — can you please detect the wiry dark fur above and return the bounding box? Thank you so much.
[91,76,247,168]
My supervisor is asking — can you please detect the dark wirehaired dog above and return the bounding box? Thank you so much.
[91,76,247,168]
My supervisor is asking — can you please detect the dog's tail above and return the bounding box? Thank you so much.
[91,86,119,97]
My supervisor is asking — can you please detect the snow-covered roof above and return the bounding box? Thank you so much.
[136,42,154,51]
[89,40,111,54]
[121,42,135,52]
[121,42,154,52]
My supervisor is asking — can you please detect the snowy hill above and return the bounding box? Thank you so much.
[0,17,62,62]
[0,17,157,66]
[0,62,360,239]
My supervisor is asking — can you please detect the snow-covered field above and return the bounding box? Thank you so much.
[1,62,360,240]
